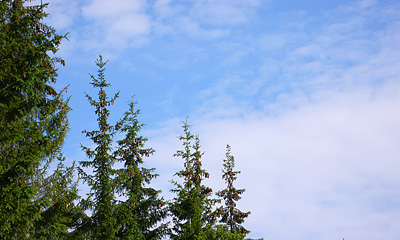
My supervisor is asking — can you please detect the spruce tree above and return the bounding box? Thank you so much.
[113,100,168,239]
[169,119,217,240]
[79,55,167,239]
[216,145,250,235]
[79,55,120,239]
[32,154,85,239]
[0,0,69,238]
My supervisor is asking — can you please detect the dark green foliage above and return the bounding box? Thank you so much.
[0,0,68,238]
[204,225,246,240]
[79,55,166,239]
[32,154,85,239]
[113,100,168,239]
[78,55,120,239]
[216,145,250,235]
[169,119,218,240]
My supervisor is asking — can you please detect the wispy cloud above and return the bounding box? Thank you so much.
[145,1,400,239]
[153,0,266,40]
[153,0,184,19]
[190,0,265,26]
[44,0,80,30]
[81,0,151,49]
[173,16,229,40]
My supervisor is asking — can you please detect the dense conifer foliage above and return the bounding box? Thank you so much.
[113,101,168,239]
[32,155,84,239]
[78,56,121,238]
[79,55,166,239]
[169,120,218,239]
[216,145,251,234]
[0,0,69,237]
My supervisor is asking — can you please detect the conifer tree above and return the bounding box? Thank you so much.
[113,100,168,239]
[79,55,120,239]
[169,119,217,240]
[0,0,69,238]
[32,154,85,239]
[216,145,250,235]
[79,55,167,239]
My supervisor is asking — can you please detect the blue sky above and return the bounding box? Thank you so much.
[35,0,400,239]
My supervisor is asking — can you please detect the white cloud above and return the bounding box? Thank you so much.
[153,13,229,40]
[149,80,400,240]
[82,0,145,19]
[81,0,151,49]
[110,13,150,38]
[257,32,306,52]
[152,0,268,40]
[153,0,184,19]
[46,0,80,30]
[191,0,265,25]
[175,16,229,40]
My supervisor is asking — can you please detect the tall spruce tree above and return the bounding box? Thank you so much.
[79,55,120,239]
[216,145,250,235]
[113,100,168,239]
[79,55,167,239]
[0,0,69,238]
[169,119,217,240]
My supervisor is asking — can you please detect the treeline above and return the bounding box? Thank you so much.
[0,1,262,239]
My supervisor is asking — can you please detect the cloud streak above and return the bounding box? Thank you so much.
[81,0,151,49]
